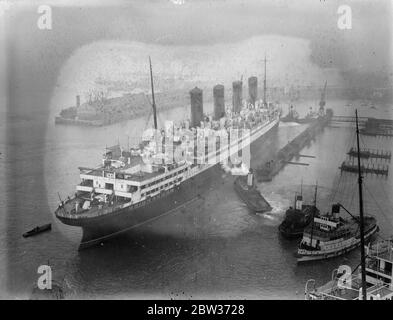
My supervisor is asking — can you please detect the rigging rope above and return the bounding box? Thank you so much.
[364,184,393,230]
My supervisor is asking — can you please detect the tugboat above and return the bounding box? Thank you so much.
[296,107,318,124]
[279,184,320,239]
[305,237,393,300]
[297,203,378,262]
[297,110,379,262]
[297,81,327,124]
[234,170,272,213]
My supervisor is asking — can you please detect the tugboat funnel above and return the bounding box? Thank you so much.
[295,195,303,210]
[247,170,254,187]
[332,203,340,219]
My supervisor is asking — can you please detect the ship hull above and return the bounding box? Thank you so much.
[57,119,279,249]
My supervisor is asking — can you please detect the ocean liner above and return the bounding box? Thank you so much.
[55,57,280,249]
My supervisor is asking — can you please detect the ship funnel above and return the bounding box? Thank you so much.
[190,87,203,128]
[248,76,258,106]
[213,84,225,120]
[332,203,340,219]
[247,170,254,187]
[295,195,303,210]
[232,81,243,113]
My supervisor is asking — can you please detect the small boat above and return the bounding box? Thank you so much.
[234,170,272,213]
[279,184,320,239]
[280,105,299,123]
[23,223,51,238]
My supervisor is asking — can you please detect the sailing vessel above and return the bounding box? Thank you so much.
[55,57,280,249]
[304,110,391,300]
[23,224,52,238]
[297,110,379,262]
[279,184,320,239]
[297,204,378,262]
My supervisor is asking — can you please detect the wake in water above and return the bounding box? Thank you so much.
[279,122,301,127]
[256,193,288,224]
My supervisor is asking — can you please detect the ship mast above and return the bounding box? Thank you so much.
[356,109,367,300]
[319,80,327,110]
[263,53,267,106]
[149,56,158,130]
[309,182,318,247]
[301,178,303,197]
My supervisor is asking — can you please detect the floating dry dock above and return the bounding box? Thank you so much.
[256,110,333,182]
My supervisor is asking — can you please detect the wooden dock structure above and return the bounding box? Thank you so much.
[339,161,389,176]
[256,116,331,182]
[330,116,368,125]
[347,148,391,161]
[359,128,393,137]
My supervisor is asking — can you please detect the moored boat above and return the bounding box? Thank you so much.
[279,184,319,239]
[280,105,299,123]
[234,170,271,213]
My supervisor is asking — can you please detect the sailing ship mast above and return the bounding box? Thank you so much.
[319,80,327,110]
[356,109,367,300]
[149,56,158,130]
[263,53,267,106]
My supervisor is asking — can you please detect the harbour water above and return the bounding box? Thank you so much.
[3,98,393,299]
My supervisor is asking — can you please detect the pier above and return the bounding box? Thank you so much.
[339,161,389,176]
[347,148,391,161]
[331,116,393,137]
[256,113,332,182]
[330,116,368,125]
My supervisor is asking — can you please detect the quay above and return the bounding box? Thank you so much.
[330,116,393,137]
